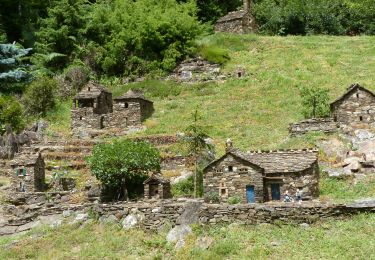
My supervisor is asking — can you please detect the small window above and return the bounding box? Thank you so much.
[228,166,233,172]
[125,102,129,108]
[368,110,370,114]
[220,188,227,196]
[88,87,91,91]
[359,116,363,121]
[356,93,359,98]
[80,116,83,120]
[238,72,242,78]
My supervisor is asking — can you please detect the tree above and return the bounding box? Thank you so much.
[0,95,25,133]
[183,110,214,198]
[0,43,32,92]
[300,86,330,118]
[23,76,57,116]
[87,139,161,200]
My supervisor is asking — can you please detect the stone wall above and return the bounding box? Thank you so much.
[204,154,264,203]
[289,118,339,135]
[215,18,245,34]
[1,199,375,235]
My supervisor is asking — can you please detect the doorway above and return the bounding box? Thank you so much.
[246,185,255,203]
[271,184,281,201]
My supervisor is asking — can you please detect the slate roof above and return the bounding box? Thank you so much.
[114,89,153,103]
[216,10,248,23]
[10,153,42,167]
[330,83,375,109]
[74,82,111,100]
[204,148,318,175]
[143,173,170,184]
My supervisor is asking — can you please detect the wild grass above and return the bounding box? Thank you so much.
[46,35,375,152]
[1,214,375,259]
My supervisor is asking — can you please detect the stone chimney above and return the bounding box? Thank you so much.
[243,0,251,12]
[225,138,233,152]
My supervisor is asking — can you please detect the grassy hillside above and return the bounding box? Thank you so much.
[49,34,375,151]
[1,214,374,259]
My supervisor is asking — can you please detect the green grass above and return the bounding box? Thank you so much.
[1,214,375,259]
[46,34,375,152]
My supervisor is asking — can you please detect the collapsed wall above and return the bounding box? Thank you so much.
[289,118,339,136]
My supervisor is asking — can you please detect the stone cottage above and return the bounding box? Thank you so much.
[71,82,154,136]
[71,82,113,131]
[143,173,171,199]
[331,83,375,129]
[214,0,257,34]
[203,144,319,203]
[112,89,154,128]
[10,153,45,193]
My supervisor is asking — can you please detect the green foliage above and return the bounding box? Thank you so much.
[0,43,32,92]
[35,0,89,69]
[253,0,375,35]
[0,95,25,133]
[227,195,241,204]
[171,176,194,197]
[87,139,161,199]
[85,0,204,76]
[206,191,220,203]
[23,77,57,116]
[300,86,330,118]
[197,44,230,65]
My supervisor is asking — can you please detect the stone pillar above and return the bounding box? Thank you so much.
[244,0,251,12]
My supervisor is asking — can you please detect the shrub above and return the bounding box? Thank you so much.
[0,95,25,133]
[206,191,220,203]
[57,64,90,99]
[227,195,241,204]
[87,139,161,200]
[171,176,194,197]
[23,77,57,116]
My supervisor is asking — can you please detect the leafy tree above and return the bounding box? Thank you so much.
[87,139,161,200]
[85,0,204,76]
[300,86,330,118]
[0,95,25,133]
[182,110,214,198]
[35,0,89,70]
[0,43,32,92]
[23,77,57,116]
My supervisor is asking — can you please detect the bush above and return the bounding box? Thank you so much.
[23,77,57,116]
[171,176,194,197]
[206,191,220,203]
[0,95,25,133]
[227,195,241,204]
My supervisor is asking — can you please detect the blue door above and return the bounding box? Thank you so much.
[271,184,281,200]
[246,185,255,203]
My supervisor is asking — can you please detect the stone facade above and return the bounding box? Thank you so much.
[10,153,45,193]
[331,84,375,129]
[203,146,319,203]
[214,0,257,34]
[144,173,172,199]
[71,82,153,136]
[289,118,339,136]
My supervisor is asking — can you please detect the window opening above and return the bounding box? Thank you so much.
[228,166,233,172]
[356,93,359,98]
[360,116,363,121]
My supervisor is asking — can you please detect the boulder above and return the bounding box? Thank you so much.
[122,215,138,230]
[354,129,374,141]
[100,215,118,225]
[171,170,193,185]
[176,201,202,225]
[74,213,88,223]
[166,224,192,243]
[317,138,348,162]
[196,236,213,250]
[323,167,353,179]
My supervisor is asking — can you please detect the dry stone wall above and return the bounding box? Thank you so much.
[289,118,339,135]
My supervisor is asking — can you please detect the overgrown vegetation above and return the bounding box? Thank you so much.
[0,95,25,133]
[300,86,330,118]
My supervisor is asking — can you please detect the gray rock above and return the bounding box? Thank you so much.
[354,129,374,141]
[171,170,193,185]
[300,223,310,229]
[0,225,18,235]
[74,213,88,223]
[50,219,63,229]
[100,215,118,225]
[122,215,138,230]
[166,224,192,243]
[175,239,185,250]
[317,138,349,162]
[17,220,41,232]
[323,167,353,179]
[62,210,71,218]
[176,201,202,225]
[347,198,375,208]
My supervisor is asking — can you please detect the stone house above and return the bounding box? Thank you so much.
[112,89,154,128]
[203,145,319,203]
[143,173,171,199]
[71,82,154,136]
[10,153,45,193]
[331,83,375,129]
[214,0,257,34]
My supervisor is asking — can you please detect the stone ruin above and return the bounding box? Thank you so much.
[10,153,45,193]
[290,83,375,135]
[214,0,257,34]
[71,82,154,137]
[143,172,172,200]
